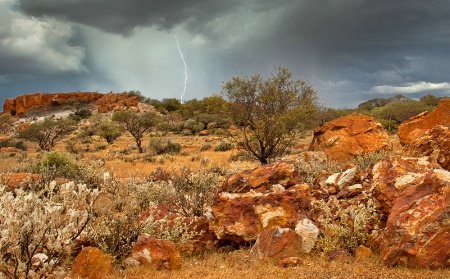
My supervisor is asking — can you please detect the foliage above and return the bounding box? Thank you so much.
[0,181,98,278]
[0,137,26,151]
[312,196,379,254]
[171,168,219,217]
[17,118,77,151]
[214,140,234,152]
[0,113,13,134]
[112,110,161,153]
[148,137,181,155]
[222,66,319,164]
[96,120,123,144]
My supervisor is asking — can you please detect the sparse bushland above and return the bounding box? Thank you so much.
[148,137,181,155]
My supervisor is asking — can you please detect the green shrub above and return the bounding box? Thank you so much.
[39,151,80,180]
[148,137,181,155]
[214,140,234,152]
[200,143,212,151]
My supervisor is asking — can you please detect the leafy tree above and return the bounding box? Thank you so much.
[17,118,77,151]
[96,120,123,144]
[419,93,447,107]
[112,110,160,153]
[222,66,319,165]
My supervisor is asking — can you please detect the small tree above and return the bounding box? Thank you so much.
[222,66,318,165]
[0,113,13,134]
[96,120,123,144]
[17,118,77,151]
[112,110,160,153]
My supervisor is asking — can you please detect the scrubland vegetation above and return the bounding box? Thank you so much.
[0,67,449,278]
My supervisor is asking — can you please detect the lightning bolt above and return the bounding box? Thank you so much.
[175,30,188,104]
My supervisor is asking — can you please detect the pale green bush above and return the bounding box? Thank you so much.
[0,181,98,278]
[311,196,378,254]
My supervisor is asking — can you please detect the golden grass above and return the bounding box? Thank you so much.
[67,248,450,279]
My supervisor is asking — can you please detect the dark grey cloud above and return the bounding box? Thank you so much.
[1,0,450,108]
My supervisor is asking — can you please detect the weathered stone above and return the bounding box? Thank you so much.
[71,247,112,279]
[1,91,139,117]
[336,184,363,199]
[94,92,139,113]
[31,253,48,269]
[220,161,301,193]
[327,249,351,261]
[250,227,302,262]
[380,168,450,268]
[371,155,441,216]
[397,99,450,145]
[128,234,181,270]
[325,167,360,191]
[403,125,450,170]
[0,173,40,191]
[209,189,311,243]
[309,113,391,162]
[294,216,320,254]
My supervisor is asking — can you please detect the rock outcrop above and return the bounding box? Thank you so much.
[309,114,391,162]
[397,99,450,145]
[403,125,450,171]
[209,186,311,243]
[126,234,181,270]
[250,227,302,262]
[71,247,112,279]
[220,161,301,193]
[2,91,139,117]
[379,166,450,267]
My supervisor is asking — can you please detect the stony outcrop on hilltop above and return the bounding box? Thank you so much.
[309,113,391,162]
[2,91,140,117]
[397,99,450,145]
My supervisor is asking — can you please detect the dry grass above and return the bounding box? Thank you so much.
[67,248,450,279]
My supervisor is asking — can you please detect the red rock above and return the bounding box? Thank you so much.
[250,228,302,262]
[220,161,301,193]
[128,234,181,270]
[71,247,112,279]
[371,156,441,216]
[327,249,351,261]
[94,92,139,113]
[0,173,40,191]
[17,122,30,131]
[403,125,450,170]
[309,114,391,162]
[209,188,311,243]
[1,91,140,117]
[380,168,450,268]
[397,99,450,145]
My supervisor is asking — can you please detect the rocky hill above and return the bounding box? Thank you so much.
[1,91,140,117]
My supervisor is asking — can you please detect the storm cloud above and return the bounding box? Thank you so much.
[1,0,449,108]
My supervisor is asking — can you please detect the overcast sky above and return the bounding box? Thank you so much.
[1,0,450,108]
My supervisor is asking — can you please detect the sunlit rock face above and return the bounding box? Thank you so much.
[397,99,450,146]
[309,113,391,162]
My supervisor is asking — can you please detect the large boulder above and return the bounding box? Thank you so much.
[309,114,391,162]
[220,161,301,193]
[209,188,311,243]
[397,99,450,145]
[126,234,181,270]
[371,156,442,216]
[71,247,112,279]
[403,125,450,171]
[250,227,302,262]
[379,167,450,268]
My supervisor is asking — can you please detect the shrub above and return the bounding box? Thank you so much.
[171,168,219,217]
[38,151,80,181]
[352,150,390,170]
[200,143,212,151]
[0,181,98,278]
[0,138,26,151]
[311,196,379,254]
[214,140,234,152]
[148,137,181,155]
